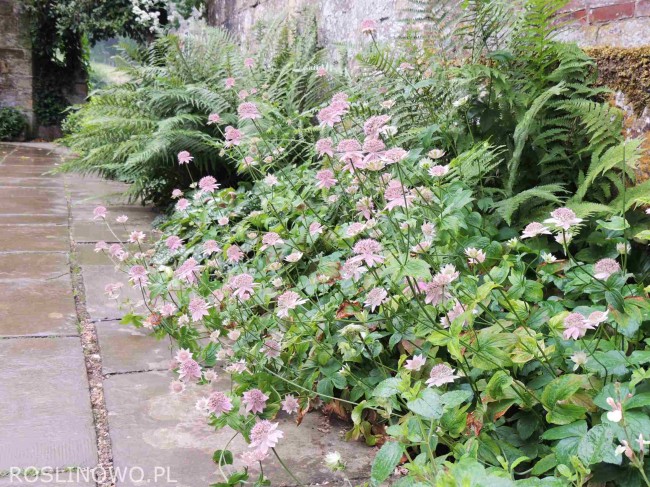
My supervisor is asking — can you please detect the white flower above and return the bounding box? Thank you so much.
[544,207,583,231]
[324,451,344,471]
[540,252,557,264]
[606,397,623,423]
[570,351,587,371]
[284,251,303,263]
[616,242,631,255]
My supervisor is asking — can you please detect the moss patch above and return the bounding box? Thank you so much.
[585,46,650,115]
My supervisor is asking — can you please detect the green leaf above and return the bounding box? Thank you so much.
[407,389,443,420]
[531,453,557,475]
[373,378,401,398]
[212,449,233,466]
[626,392,650,409]
[441,390,472,409]
[577,424,620,465]
[485,370,513,400]
[541,375,587,425]
[542,420,587,440]
[371,441,404,485]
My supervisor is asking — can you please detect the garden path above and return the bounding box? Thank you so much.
[0,143,374,487]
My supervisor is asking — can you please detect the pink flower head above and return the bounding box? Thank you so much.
[429,165,450,177]
[316,67,327,77]
[521,222,551,239]
[465,247,486,265]
[315,169,338,189]
[172,189,183,199]
[176,198,190,211]
[384,148,409,164]
[384,179,413,211]
[404,354,426,371]
[177,151,193,165]
[315,138,334,158]
[262,339,281,358]
[241,449,268,469]
[199,176,219,193]
[563,312,595,340]
[229,273,255,300]
[104,282,123,299]
[224,126,243,147]
[93,206,107,220]
[129,230,146,244]
[594,258,621,280]
[175,257,201,283]
[207,391,233,417]
[242,388,269,414]
[586,310,609,327]
[175,348,193,363]
[166,235,183,251]
[244,57,255,68]
[426,364,459,387]
[226,245,244,263]
[261,232,284,250]
[440,300,467,328]
[309,221,324,236]
[169,380,185,394]
[249,420,283,454]
[116,215,128,224]
[128,265,148,287]
[225,77,236,89]
[363,115,391,138]
[340,258,367,281]
[337,139,364,171]
[363,137,387,165]
[544,207,583,231]
[178,358,202,382]
[207,113,221,125]
[317,106,342,127]
[360,19,377,35]
[364,287,388,311]
[277,396,299,416]
[351,239,385,267]
[238,102,261,120]
[188,297,210,322]
[203,240,221,255]
[276,290,307,318]
[218,216,230,225]
[159,302,177,317]
[95,241,109,253]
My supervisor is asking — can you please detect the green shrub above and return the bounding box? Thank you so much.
[0,107,27,140]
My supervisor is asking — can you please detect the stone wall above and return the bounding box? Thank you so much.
[207,0,650,49]
[0,0,33,133]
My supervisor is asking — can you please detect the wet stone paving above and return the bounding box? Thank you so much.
[0,143,373,487]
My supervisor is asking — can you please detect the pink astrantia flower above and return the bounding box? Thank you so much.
[426,364,459,387]
[429,165,450,177]
[276,291,307,318]
[226,245,244,263]
[178,358,202,382]
[346,222,366,237]
[521,222,551,239]
[315,138,334,157]
[316,67,327,77]
[93,206,107,220]
[188,297,210,322]
[340,258,367,281]
[364,287,388,311]
[261,232,284,250]
[351,239,385,267]
[317,106,343,127]
[404,354,426,372]
[281,395,300,414]
[229,273,255,300]
[207,391,233,417]
[175,257,201,283]
[95,241,109,252]
[384,147,409,164]
[360,19,377,35]
[465,247,486,265]
[218,216,230,225]
[338,139,365,171]
[166,235,183,251]
[203,240,221,255]
[225,77,236,88]
[356,197,374,220]
[224,126,242,147]
[169,380,185,394]
[207,113,221,125]
[594,258,621,280]
[129,230,146,244]
[128,265,148,287]
[199,176,219,193]
[176,198,190,211]
[309,221,324,236]
[159,303,177,317]
[563,312,595,340]
[177,151,193,164]
[264,174,279,186]
[384,179,413,211]
[249,420,284,454]
[116,215,128,224]
[244,57,255,68]
[363,138,387,166]
[104,282,123,299]
[284,251,303,263]
[364,115,391,138]
[241,449,268,469]
[172,189,183,199]
[242,388,269,414]
[585,310,609,327]
[238,102,261,120]
[544,207,583,230]
[175,348,193,363]
[262,339,281,358]
[315,169,338,189]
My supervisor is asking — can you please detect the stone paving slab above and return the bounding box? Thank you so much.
[0,278,77,337]
[0,473,96,486]
[0,225,69,252]
[0,177,66,188]
[104,372,372,487]
[0,253,69,280]
[0,157,61,167]
[0,196,67,215]
[0,337,97,470]
[82,264,143,322]
[0,166,60,178]
[0,215,68,225]
[97,320,172,374]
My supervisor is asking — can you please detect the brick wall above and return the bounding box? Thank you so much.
[557,0,650,46]
[207,0,650,49]
[0,0,33,132]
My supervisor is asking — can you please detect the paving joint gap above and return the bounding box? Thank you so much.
[0,334,80,340]
[65,179,115,487]
[104,368,169,378]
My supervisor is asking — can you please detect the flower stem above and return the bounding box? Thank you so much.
[272,448,303,486]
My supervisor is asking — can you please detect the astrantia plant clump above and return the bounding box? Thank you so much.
[86,3,650,486]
